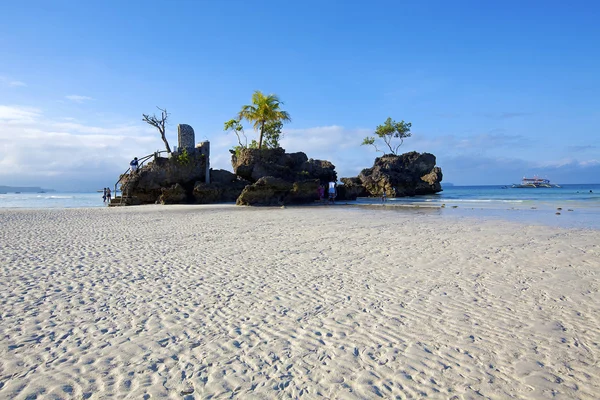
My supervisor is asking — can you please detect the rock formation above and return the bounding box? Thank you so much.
[119,149,208,204]
[232,148,337,206]
[351,152,443,197]
[231,148,337,184]
[193,170,248,204]
[337,177,369,200]
[116,126,442,206]
[236,177,321,206]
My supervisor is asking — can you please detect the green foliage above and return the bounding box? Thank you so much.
[362,117,412,155]
[262,121,284,149]
[237,90,291,149]
[230,140,259,158]
[224,118,247,148]
[177,148,191,165]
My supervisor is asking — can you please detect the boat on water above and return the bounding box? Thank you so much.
[512,177,561,188]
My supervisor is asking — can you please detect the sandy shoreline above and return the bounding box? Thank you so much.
[0,205,598,399]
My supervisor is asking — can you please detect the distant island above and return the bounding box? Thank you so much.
[442,182,455,187]
[0,186,55,193]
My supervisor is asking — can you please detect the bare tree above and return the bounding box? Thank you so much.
[142,107,171,153]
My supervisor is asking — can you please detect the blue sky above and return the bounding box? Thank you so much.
[1,0,599,190]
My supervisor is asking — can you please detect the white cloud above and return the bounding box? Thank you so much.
[537,158,600,168]
[281,125,374,177]
[65,95,94,103]
[0,105,167,190]
[0,105,41,123]
[2,107,598,191]
[0,76,26,87]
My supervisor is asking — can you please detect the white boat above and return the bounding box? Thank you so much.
[512,177,560,188]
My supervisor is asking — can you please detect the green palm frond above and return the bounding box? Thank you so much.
[237,90,292,149]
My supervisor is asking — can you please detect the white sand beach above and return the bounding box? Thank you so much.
[0,205,598,399]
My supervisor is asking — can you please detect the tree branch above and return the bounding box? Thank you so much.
[142,107,171,153]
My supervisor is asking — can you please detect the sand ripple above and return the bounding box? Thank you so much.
[0,206,598,399]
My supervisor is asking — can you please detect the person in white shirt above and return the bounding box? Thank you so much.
[328,181,337,204]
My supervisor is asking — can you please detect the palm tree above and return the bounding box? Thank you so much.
[238,91,291,149]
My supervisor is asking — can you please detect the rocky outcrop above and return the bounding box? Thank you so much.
[118,145,441,206]
[119,150,208,204]
[354,152,442,196]
[299,159,337,185]
[159,183,187,204]
[118,146,339,206]
[236,176,293,206]
[193,169,248,204]
[285,179,321,204]
[337,177,369,200]
[230,148,338,206]
[232,148,337,183]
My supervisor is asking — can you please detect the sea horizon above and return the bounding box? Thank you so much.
[1,184,599,230]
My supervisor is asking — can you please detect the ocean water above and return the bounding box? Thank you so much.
[1,185,599,229]
[0,192,106,209]
[356,184,600,230]
[376,184,600,208]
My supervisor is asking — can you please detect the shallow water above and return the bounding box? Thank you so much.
[0,192,105,208]
[2,185,599,230]
[353,184,600,230]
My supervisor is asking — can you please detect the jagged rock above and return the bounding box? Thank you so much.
[159,183,187,204]
[193,170,249,203]
[300,159,337,183]
[232,148,337,183]
[337,177,369,200]
[210,169,238,185]
[120,150,207,204]
[230,148,339,206]
[192,183,223,204]
[236,176,293,206]
[284,179,320,204]
[356,152,443,196]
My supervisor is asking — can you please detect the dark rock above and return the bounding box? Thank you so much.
[192,183,223,204]
[230,148,339,206]
[120,150,207,204]
[300,159,337,183]
[159,183,187,204]
[192,170,249,203]
[284,179,320,204]
[356,152,443,197]
[236,176,293,206]
[337,177,369,200]
[210,169,238,185]
[232,148,336,183]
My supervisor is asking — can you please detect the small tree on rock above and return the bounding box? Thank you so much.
[224,118,248,148]
[262,121,284,149]
[362,117,412,155]
[143,107,171,153]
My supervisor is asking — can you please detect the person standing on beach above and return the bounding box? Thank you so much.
[106,188,111,204]
[381,190,387,203]
[102,188,107,203]
[318,185,325,204]
[328,181,336,204]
